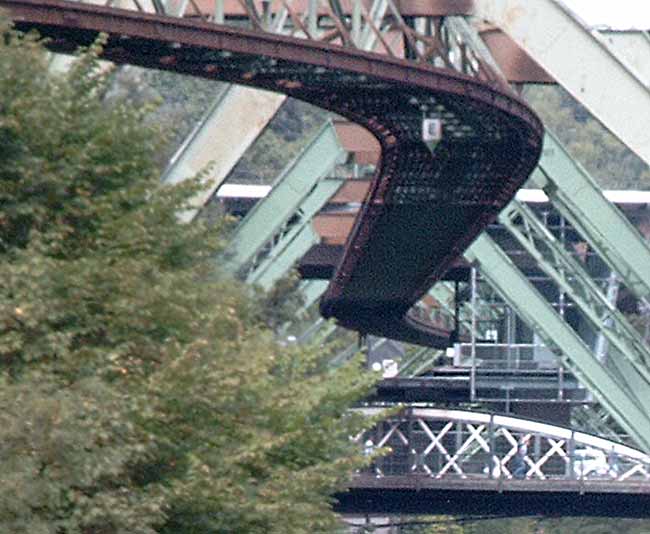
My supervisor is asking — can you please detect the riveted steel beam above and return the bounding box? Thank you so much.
[499,199,650,385]
[534,130,650,303]
[465,234,650,452]
[222,121,345,274]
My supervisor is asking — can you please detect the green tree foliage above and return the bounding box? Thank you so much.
[228,98,328,185]
[396,515,467,533]
[396,515,650,534]
[524,85,650,190]
[486,516,650,534]
[0,20,375,533]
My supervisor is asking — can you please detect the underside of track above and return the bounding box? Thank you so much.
[336,479,650,517]
[3,0,544,347]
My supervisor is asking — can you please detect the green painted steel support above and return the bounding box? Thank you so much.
[465,234,650,452]
[357,0,389,51]
[499,199,650,384]
[160,0,188,16]
[297,317,338,344]
[533,130,650,303]
[600,30,650,86]
[247,223,320,290]
[242,177,343,280]
[398,346,433,377]
[573,405,625,443]
[329,341,363,369]
[299,280,329,312]
[222,121,345,274]
[409,352,442,377]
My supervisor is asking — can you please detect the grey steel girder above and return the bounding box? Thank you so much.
[599,30,650,87]
[475,0,650,167]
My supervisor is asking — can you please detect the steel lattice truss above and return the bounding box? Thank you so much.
[355,408,650,482]
[6,0,541,347]
[96,0,495,81]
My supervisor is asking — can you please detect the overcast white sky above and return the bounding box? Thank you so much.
[561,0,650,29]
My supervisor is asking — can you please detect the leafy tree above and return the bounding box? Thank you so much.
[0,19,376,533]
[228,98,328,185]
[524,85,650,190]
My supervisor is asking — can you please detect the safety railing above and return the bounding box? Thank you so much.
[355,408,650,482]
[64,0,503,83]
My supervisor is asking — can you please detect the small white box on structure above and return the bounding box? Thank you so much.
[422,118,442,153]
[381,359,399,378]
[422,118,442,142]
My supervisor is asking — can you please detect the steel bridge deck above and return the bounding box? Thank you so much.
[2,0,543,347]
[337,475,650,517]
[372,370,587,404]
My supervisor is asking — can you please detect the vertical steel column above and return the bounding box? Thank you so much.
[212,0,223,23]
[308,0,318,38]
[470,267,477,402]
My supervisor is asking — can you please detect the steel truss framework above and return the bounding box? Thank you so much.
[391,16,650,448]
[16,0,650,466]
[499,199,650,382]
[355,408,650,482]
[89,0,498,220]
[5,0,543,348]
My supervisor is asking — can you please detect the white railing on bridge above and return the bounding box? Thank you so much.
[355,408,650,483]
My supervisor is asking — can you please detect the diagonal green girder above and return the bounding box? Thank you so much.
[533,130,650,303]
[298,280,329,312]
[243,177,343,282]
[465,234,650,452]
[222,121,346,274]
[499,199,650,383]
[247,222,320,290]
[572,405,624,443]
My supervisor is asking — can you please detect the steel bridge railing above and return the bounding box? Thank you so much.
[354,408,650,483]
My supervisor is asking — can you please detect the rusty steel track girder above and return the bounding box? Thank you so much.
[1,0,543,346]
